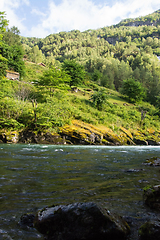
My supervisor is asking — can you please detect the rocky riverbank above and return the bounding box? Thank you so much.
[0,120,160,145]
[20,194,160,240]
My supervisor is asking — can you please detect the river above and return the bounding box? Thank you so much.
[0,144,160,239]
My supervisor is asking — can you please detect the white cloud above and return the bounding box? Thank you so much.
[28,0,160,38]
[0,0,29,33]
[0,0,29,9]
[31,8,46,17]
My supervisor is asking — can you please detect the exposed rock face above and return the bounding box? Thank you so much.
[133,138,148,145]
[0,131,19,143]
[1,120,160,145]
[34,202,130,240]
[143,185,160,210]
[19,131,64,144]
[139,221,160,240]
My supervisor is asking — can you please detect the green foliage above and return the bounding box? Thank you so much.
[90,89,108,110]
[121,78,146,103]
[0,11,8,33]
[0,38,25,77]
[3,26,21,46]
[0,13,25,77]
[0,54,7,76]
[28,45,43,63]
[23,61,45,82]
[62,60,86,86]
[0,78,18,98]
[91,69,102,82]
[0,12,9,76]
[1,10,160,135]
[0,118,24,130]
[38,67,71,94]
[20,9,160,105]
[8,44,25,76]
[143,185,153,191]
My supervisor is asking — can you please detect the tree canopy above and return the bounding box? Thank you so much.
[38,67,71,93]
[0,12,25,77]
[121,78,146,103]
[62,60,86,86]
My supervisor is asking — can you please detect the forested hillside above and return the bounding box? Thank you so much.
[20,9,160,105]
[1,10,160,145]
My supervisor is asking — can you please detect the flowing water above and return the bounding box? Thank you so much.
[0,144,160,239]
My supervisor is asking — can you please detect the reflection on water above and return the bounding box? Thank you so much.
[0,144,160,239]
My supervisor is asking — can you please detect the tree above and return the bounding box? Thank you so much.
[0,14,25,77]
[90,89,108,110]
[0,11,8,33]
[0,54,8,76]
[38,67,71,94]
[0,12,8,76]
[0,43,25,77]
[3,26,21,46]
[92,69,102,83]
[29,45,43,64]
[121,78,146,103]
[62,60,86,86]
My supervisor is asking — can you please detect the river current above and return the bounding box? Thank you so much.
[0,144,160,239]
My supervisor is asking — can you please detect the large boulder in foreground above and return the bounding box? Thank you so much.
[34,202,130,240]
[139,221,160,240]
[143,185,160,210]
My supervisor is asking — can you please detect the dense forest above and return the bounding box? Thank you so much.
[1,9,160,144]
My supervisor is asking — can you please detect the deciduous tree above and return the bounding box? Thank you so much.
[62,60,86,86]
[121,78,146,103]
[38,67,71,94]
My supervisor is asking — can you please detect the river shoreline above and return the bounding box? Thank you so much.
[1,126,160,146]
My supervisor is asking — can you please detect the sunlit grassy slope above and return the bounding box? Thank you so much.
[0,62,160,137]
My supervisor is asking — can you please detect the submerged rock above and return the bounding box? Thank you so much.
[143,157,160,166]
[34,202,130,240]
[143,185,160,210]
[139,221,160,240]
[125,168,144,173]
[19,213,35,228]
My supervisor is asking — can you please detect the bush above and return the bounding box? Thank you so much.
[90,89,108,110]
[121,78,146,103]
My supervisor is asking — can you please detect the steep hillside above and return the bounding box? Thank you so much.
[20,10,160,107]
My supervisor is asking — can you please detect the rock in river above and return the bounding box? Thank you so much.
[34,202,130,240]
[139,221,160,240]
[143,185,160,210]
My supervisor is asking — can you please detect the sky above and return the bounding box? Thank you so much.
[1,0,160,38]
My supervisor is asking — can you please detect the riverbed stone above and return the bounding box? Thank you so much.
[143,157,160,166]
[34,202,130,240]
[143,185,160,210]
[139,221,160,240]
[19,213,35,228]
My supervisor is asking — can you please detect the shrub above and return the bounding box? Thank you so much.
[121,78,146,103]
[90,89,108,110]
